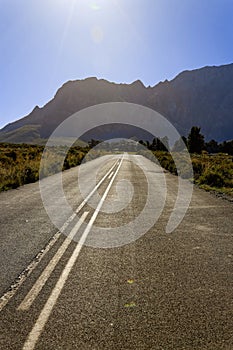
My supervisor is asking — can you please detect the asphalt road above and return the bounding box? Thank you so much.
[0,154,233,349]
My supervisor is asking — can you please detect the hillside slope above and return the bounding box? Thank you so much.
[1,64,233,143]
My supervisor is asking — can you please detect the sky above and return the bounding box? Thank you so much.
[1,0,233,129]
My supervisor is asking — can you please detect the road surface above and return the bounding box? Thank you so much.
[0,154,233,349]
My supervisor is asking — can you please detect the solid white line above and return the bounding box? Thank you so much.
[18,211,89,311]
[22,155,124,350]
[75,158,119,213]
[108,171,114,179]
[19,158,120,311]
[18,158,119,310]
[0,157,119,313]
[0,232,61,313]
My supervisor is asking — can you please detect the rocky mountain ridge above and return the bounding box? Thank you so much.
[1,63,233,143]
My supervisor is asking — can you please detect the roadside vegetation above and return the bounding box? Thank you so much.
[0,127,232,196]
[191,152,233,195]
[139,126,233,197]
[0,143,89,191]
[152,151,233,196]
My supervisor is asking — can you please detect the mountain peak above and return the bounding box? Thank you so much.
[1,63,233,143]
[130,79,145,88]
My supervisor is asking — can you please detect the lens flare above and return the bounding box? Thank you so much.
[89,1,101,11]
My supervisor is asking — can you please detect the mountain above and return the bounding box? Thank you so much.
[147,63,233,141]
[1,63,233,144]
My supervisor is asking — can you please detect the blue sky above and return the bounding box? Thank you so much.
[1,0,233,128]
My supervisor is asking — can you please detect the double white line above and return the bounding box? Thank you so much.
[0,157,121,313]
[21,155,124,350]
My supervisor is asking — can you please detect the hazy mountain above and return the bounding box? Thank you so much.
[147,63,233,141]
[1,63,233,144]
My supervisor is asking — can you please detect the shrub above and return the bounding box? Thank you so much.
[192,158,204,179]
[0,143,89,191]
[198,170,225,187]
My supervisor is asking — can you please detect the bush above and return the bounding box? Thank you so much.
[0,143,89,192]
[192,158,204,180]
[149,150,233,194]
[198,170,225,187]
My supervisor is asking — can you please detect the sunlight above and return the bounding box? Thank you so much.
[86,0,113,13]
[53,0,114,19]
[89,1,101,11]
[91,25,104,44]
[53,0,105,12]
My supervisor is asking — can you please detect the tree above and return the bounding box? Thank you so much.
[88,139,101,148]
[151,137,169,151]
[160,136,169,151]
[173,136,187,152]
[205,139,219,154]
[150,138,157,151]
[218,140,233,155]
[139,140,146,147]
[187,126,205,154]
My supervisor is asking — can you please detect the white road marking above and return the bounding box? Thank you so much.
[0,232,60,312]
[108,171,114,179]
[0,157,119,312]
[18,159,120,311]
[22,155,124,350]
[18,211,89,311]
[75,159,119,213]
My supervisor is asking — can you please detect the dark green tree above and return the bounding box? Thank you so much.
[173,136,187,152]
[219,140,233,155]
[160,136,169,151]
[187,126,205,154]
[88,139,101,148]
[150,138,157,151]
[139,140,146,147]
[205,139,219,153]
[152,137,169,151]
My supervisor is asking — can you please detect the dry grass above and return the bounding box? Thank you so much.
[0,143,89,191]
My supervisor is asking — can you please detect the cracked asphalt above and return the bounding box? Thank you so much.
[0,154,233,349]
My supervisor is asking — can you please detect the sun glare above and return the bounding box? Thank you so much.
[87,0,111,12]
[89,2,101,11]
